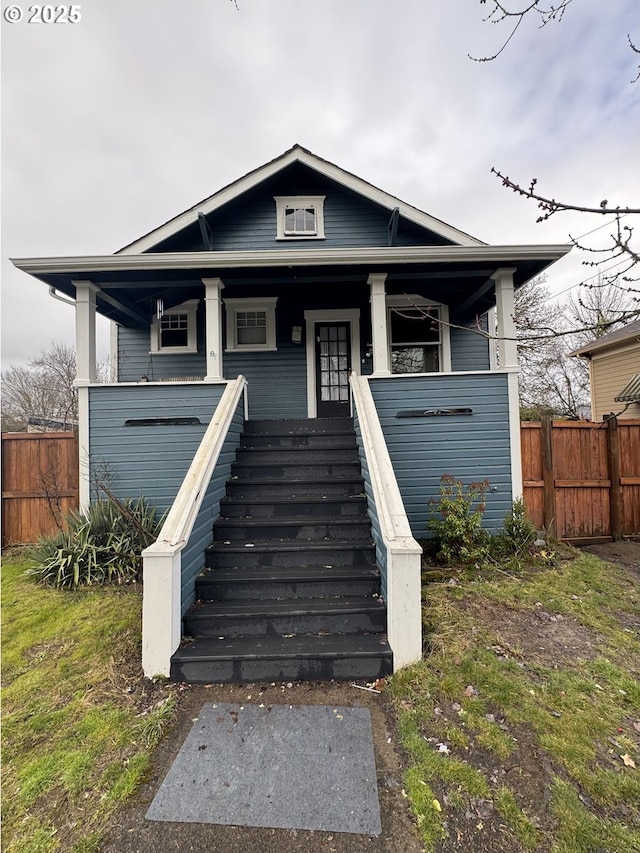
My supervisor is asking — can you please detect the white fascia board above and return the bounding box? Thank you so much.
[12,243,572,277]
[117,146,485,254]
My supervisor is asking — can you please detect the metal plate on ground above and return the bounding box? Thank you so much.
[145,702,381,835]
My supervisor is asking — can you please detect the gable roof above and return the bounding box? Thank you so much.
[118,144,485,254]
[570,318,640,357]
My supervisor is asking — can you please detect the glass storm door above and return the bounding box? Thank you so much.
[315,323,351,418]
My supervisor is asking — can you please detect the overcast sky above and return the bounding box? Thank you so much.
[2,0,638,367]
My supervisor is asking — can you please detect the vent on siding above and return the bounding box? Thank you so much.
[124,417,203,427]
[396,408,473,418]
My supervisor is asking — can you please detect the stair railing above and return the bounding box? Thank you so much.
[349,374,422,669]
[141,376,248,678]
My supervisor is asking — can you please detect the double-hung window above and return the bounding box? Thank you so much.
[387,297,450,374]
[274,196,325,240]
[224,297,278,352]
[150,299,198,354]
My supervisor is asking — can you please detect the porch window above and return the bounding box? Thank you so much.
[389,305,441,374]
[150,299,198,354]
[274,196,325,240]
[224,297,278,352]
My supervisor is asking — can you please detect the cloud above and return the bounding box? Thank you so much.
[2,0,638,366]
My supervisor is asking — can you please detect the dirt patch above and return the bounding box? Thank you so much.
[99,679,424,853]
[430,725,556,853]
[462,598,599,668]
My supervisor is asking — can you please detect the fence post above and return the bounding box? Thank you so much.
[541,416,556,539]
[607,416,622,541]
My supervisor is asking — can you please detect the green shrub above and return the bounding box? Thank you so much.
[27,497,163,589]
[503,497,537,551]
[427,475,489,565]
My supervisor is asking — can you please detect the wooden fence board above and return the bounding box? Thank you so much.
[520,419,640,542]
[1,432,79,545]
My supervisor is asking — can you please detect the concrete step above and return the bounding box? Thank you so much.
[213,517,374,542]
[219,496,368,519]
[184,596,387,638]
[197,564,381,601]
[225,477,366,499]
[170,633,393,684]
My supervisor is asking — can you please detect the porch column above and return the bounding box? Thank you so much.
[202,277,224,382]
[73,280,98,384]
[72,280,98,512]
[491,267,522,499]
[492,268,518,368]
[368,273,391,376]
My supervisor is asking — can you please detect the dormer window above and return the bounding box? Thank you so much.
[275,196,325,240]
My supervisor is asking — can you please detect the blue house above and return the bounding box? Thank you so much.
[14,145,570,681]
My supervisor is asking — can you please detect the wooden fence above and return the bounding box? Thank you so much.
[3,421,639,546]
[1,432,79,546]
[521,418,640,543]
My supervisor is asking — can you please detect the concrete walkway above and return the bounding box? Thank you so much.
[99,680,424,853]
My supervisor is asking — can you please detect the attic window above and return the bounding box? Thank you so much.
[150,299,198,354]
[275,196,325,240]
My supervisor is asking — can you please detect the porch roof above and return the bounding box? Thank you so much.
[12,243,571,328]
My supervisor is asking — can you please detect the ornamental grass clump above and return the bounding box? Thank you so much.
[28,496,163,589]
[427,474,490,565]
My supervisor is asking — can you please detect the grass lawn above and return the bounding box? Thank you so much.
[3,545,639,852]
[388,546,640,852]
[1,554,176,853]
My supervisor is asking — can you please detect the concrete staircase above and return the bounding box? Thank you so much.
[170,418,392,683]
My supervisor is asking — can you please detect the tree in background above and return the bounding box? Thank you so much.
[514,277,633,419]
[2,343,81,432]
[473,0,639,334]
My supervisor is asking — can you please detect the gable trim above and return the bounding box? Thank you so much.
[117,145,486,255]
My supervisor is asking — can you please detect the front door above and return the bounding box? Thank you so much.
[315,323,351,418]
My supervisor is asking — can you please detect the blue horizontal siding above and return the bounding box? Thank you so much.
[118,326,206,382]
[450,320,490,372]
[369,373,512,536]
[88,383,227,511]
[224,343,307,419]
[152,165,454,253]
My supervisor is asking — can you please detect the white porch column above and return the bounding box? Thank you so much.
[368,273,390,376]
[73,280,98,512]
[492,268,518,369]
[491,267,522,499]
[73,280,98,384]
[202,277,224,382]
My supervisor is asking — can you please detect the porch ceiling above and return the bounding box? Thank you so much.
[12,244,570,327]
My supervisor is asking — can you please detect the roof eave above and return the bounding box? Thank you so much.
[12,243,572,278]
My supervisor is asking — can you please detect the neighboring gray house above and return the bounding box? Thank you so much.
[13,145,570,681]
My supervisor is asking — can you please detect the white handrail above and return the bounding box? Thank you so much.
[141,376,247,677]
[350,374,415,542]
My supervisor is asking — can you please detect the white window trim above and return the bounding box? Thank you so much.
[224,296,278,352]
[274,195,326,240]
[150,299,199,354]
[386,295,451,373]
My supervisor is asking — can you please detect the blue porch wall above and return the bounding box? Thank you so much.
[88,383,227,511]
[369,372,512,537]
